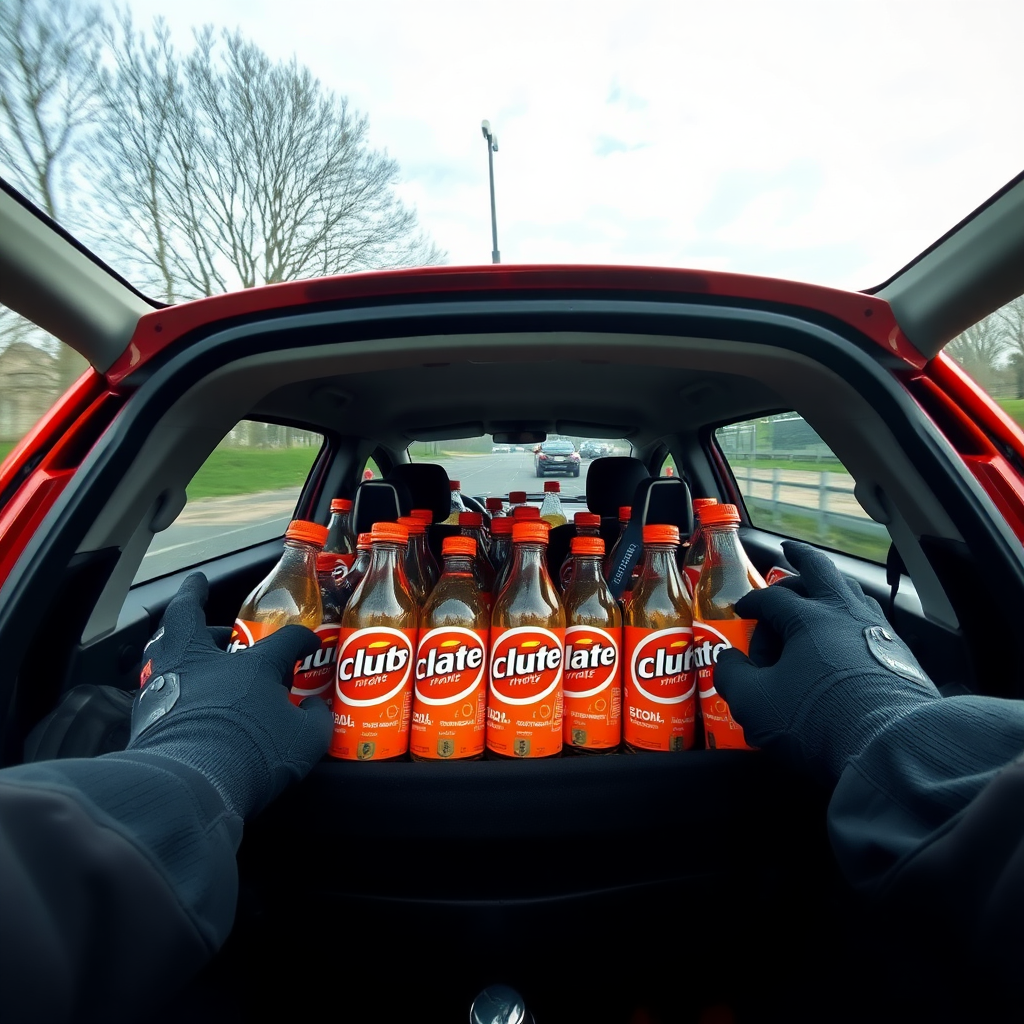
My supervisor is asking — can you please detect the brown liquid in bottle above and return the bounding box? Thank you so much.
[623,524,696,752]
[330,521,419,761]
[682,498,718,594]
[411,536,489,761]
[691,503,765,751]
[562,536,622,753]
[487,521,565,759]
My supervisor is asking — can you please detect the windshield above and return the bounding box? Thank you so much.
[409,436,632,502]
[1,2,1021,299]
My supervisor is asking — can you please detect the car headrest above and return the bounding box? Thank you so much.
[351,480,411,538]
[386,463,451,524]
[586,457,651,517]
[605,477,694,599]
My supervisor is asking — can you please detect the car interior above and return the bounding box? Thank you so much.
[4,176,1024,1020]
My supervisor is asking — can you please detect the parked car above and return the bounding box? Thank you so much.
[579,440,610,459]
[533,439,581,477]
[2,170,1024,1020]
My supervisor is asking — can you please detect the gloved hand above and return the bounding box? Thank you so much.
[127,572,333,818]
[714,541,939,785]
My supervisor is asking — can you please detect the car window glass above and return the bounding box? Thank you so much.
[945,294,1024,422]
[133,420,323,584]
[0,303,89,461]
[408,434,632,503]
[716,414,890,563]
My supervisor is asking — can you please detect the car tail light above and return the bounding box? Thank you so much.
[538,453,547,460]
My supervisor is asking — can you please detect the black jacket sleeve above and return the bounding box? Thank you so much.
[0,752,242,1023]
[828,694,1024,979]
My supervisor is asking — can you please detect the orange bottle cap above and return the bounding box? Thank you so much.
[356,532,373,549]
[449,480,461,490]
[544,481,560,492]
[397,516,426,535]
[410,508,433,523]
[508,491,527,503]
[618,506,632,521]
[370,521,409,544]
[459,511,483,527]
[643,524,680,546]
[317,552,350,572]
[330,498,352,513]
[285,520,329,547]
[513,506,541,520]
[693,497,719,512]
[574,512,601,527]
[571,536,605,556]
[491,517,513,535]
[485,497,504,510]
[699,503,740,526]
[513,522,550,545]
[442,535,477,558]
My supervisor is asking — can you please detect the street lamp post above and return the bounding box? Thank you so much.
[481,120,500,264]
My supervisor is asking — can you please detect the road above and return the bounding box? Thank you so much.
[136,453,870,582]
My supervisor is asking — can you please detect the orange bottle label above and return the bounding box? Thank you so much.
[411,627,488,759]
[228,618,277,652]
[330,626,417,760]
[289,623,339,708]
[486,626,565,758]
[692,618,756,750]
[623,625,696,751]
[563,625,621,750]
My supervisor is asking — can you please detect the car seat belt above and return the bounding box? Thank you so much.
[885,542,907,622]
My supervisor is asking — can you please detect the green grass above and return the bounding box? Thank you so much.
[747,503,889,563]
[0,440,15,463]
[996,399,1024,427]
[185,447,320,500]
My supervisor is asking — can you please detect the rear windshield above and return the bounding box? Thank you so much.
[408,435,631,502]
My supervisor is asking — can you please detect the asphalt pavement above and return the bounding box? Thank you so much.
[136,450,868,583]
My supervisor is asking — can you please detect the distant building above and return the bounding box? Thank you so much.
[0,342,60,441]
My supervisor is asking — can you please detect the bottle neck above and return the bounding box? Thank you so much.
[639,543,680,580]
[704,523,746,566]
[569,554,604,584]
[509,542,550,583]
[367,541,407,583]
[282,538,319,571]
[442,554,476,577]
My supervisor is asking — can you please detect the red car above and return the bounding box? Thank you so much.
[2,170,1024,1020]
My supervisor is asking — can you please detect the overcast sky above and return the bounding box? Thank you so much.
[116,0,1024,289]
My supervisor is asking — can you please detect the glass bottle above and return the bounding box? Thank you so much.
[691,503,765,751]
[410,536,490,762]
[330,521,419,762]
[443,479,469,525]
[397,516,432,606]
[562,536,621,753]
[622,524,696,753]
[539,480,568,527]
[409,509,440,589]
[487,521,566,759]
[323,497,356,570]
[682,498,719,594]
[559,511,602,590]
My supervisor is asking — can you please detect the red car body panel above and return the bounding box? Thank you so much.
[105,263,927,385]
[0,370,123,582]
[3,265,1023,592]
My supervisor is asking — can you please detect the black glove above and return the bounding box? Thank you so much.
[714,541,939,785]
[126,572,332,818]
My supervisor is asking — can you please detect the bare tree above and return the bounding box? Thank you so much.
[92,20,444,302]
[946,315,1006,390]
[994,296,1024,396]
[0,0,101,385]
